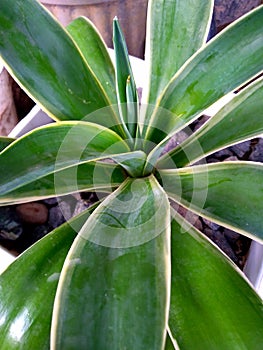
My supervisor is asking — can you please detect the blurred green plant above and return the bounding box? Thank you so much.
[0,0,263,349]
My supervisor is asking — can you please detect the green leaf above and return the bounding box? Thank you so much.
[0,162,126,205]
[112,150,147,177]
[66,17,117,107]
[51,176,171,349]
[0,122,130,198]
[145,5,263,144]
[144,0,213,108]
[113,17,139,139]
[0,136,15,152]
[158,77,263,168]
[126,82,140,142]
[159,162,263,242]
[0,0,124,136]
[169,212,263,350]
[0,205,96,349]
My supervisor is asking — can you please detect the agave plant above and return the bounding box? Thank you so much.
[0,0,263,349]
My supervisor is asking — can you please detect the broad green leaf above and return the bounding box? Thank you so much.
[113,18,139,139]
[66,17,117,107]
[169,212,263,350]
[0,136,15,152]
[144,0,213,108]
[158,77,263,168]
[145,5,263,144]
[0,162,126,205]
[51,176,171,349]
[0,0,124,136]
[0,205,96,350]
[159,162,263,242]
[0,122,130,197]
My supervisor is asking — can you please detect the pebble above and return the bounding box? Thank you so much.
[203,227,238,264]
[249,138,263,162]
[224,156,239,162]
[73,200,92,216]
[192,115,210,132]
[48,200,72,229]
[161,131,189,155]
[202,218,220,231]
[209,148,234,160]
[16,202,48,225]
[230,141,250,158]
[177,205,203,232]
[0,207,23,240]
[224,228,241,242]
[43,197,58,206]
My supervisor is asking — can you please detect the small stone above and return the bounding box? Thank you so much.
[72,193,82,201]
[0,206,23,240]
[202,227,238,264]
[43,197,58,206]
[222,228,251,269]
[249,138,263,162]
[206,157,219,164]
[193,115,210,132]
[48,206,65,228]
[176,205,203,231]
[48,201,72,228]
[202,218,220,231]
[16,203,48,225]
[211,148,234,160]
[193,218,203,232]
[224,228,241,243]
[212,232,238,264]
[230,141,251,158]
[73,200,93,216]
[161,131,189,155]
[203,227,213,239]
[224,156,239,162]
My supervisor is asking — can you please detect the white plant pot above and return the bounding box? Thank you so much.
[0,247,15,273]
[244,242,263,297]
[9,105,53,138]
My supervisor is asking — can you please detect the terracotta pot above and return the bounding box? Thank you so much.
[0,66,18,136]
[40,0,148,58]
